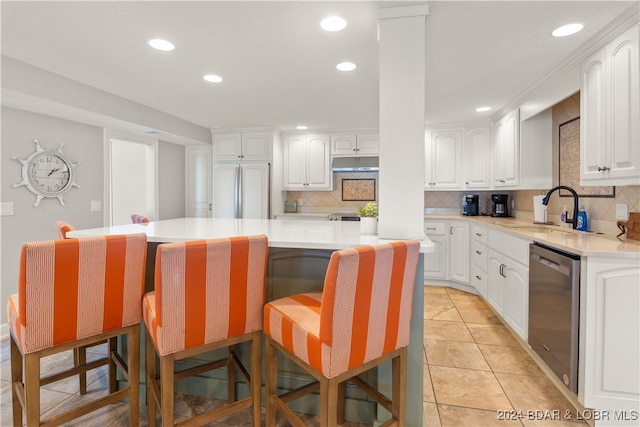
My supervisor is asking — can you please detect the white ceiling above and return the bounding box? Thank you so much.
[1,1,636,132]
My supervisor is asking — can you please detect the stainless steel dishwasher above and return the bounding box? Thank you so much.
[528,243,581,393]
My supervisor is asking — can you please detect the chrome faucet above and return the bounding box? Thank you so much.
[542,186,579,229]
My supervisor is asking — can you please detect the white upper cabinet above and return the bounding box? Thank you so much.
[465,126,491,188]
[331,134,379,157]
[425,130,463,189]
[213,131,271,162]
[492,109,520,187]
[581,24,639,185]
[283,135,331,190]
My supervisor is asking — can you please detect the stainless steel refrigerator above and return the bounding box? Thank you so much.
[212,163,270,218]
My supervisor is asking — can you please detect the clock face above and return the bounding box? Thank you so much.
[27,152,72,195]
[13,140,79,206]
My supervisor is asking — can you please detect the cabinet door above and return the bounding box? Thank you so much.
[186,147,212,218]
[331,135,357,156]
[356,134,380,156]
[431,130,463,189]
[241,164,269,219]
[487,251,504,313]
[503,260,528,340]
[465,126,491,188]
[606,25,639,180]
[449,221,470,283]
[306,136,331,189]
[213,133,242,161]
[212,164,238,218]
[583,257,640,410]
[424,234,447,279]
[242,132,270,161]
[493,110,519,187]
[283,136,306,189]
[580,48,607,181]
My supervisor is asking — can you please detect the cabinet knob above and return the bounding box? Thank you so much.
[466,182,469,185]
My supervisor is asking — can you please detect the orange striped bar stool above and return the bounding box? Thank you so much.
[131,214,150,224]
[55,219,97,396]
[264,240,420,426]
[144,234,268,427]
[55,219,74,239]
[7,233,147,426]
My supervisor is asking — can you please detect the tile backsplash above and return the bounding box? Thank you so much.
[423,187,640,235]
[286,172,379,212]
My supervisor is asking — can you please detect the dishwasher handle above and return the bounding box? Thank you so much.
[531,253,572,277]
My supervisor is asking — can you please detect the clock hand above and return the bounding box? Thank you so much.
[48,168,60,176]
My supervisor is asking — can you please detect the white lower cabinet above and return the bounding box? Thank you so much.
[581,256,640,413]
[448,221,470,284]
[424,221,447,280]
[470,224,489,298]
[486,229,530,340]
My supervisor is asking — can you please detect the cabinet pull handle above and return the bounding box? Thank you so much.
[476,275,482,280]
[475,250,482,255]
[475,232,482,237]
[597,166,610,172]
[449,226,454,235]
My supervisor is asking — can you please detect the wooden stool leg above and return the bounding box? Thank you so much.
[128,326,140,427]
[227,347,236,404]
[77,346,88,395]
[108,337,118,393]
[337,380,346,424]
[265,338,277,427]
[145,328,157,427]
[24,353,41,426]
[393,348,407,426]
[160,356,175,426]
[10,336,23,427]
[321,377,339,427]
[250,331,262,427]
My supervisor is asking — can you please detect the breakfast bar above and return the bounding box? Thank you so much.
[69,217,433,426]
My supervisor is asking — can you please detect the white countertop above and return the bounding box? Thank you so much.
[425,214,640,257]
[68,218,434,253]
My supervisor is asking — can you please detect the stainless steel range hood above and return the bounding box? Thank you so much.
[331,157,379,172]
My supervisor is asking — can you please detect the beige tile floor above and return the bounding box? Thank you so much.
[423,286,586,427]
[0,285,585,426]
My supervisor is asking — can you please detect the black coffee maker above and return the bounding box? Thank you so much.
[491,194,509,217]
[463,195,479,216]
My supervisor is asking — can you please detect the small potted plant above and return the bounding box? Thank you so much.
[358,201,378,235]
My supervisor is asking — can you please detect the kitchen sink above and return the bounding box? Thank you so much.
[506,225,575,234]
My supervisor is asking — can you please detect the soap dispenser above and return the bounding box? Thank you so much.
[576,204,588,231]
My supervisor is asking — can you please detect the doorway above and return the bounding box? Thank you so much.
[105,130,158,226]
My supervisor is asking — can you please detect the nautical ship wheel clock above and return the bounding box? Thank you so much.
[13,139,80,206]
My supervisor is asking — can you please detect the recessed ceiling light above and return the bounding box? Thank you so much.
[296,125,308,130]
[321,16,347,32]
[203,74,223,83]
[552,23,584,37]
[476,106,491,112]
[148,39,175,51]
[336,62,357,72]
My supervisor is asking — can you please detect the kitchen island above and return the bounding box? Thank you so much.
[69,217,433,426]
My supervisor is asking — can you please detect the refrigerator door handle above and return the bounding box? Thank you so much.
[237,165,243,218]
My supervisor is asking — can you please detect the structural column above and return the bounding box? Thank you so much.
[378,5,428,240]
[377,5,428,427]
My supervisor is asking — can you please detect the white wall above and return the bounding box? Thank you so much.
[0,107,185,332]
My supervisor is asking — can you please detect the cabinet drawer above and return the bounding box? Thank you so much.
[471,224,488,245]
[471,240,488,271]
[488,229,531,266]
[424,221,446,235]
[471,263,488,298]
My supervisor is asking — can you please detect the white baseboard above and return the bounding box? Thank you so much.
[0,323,9,341]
